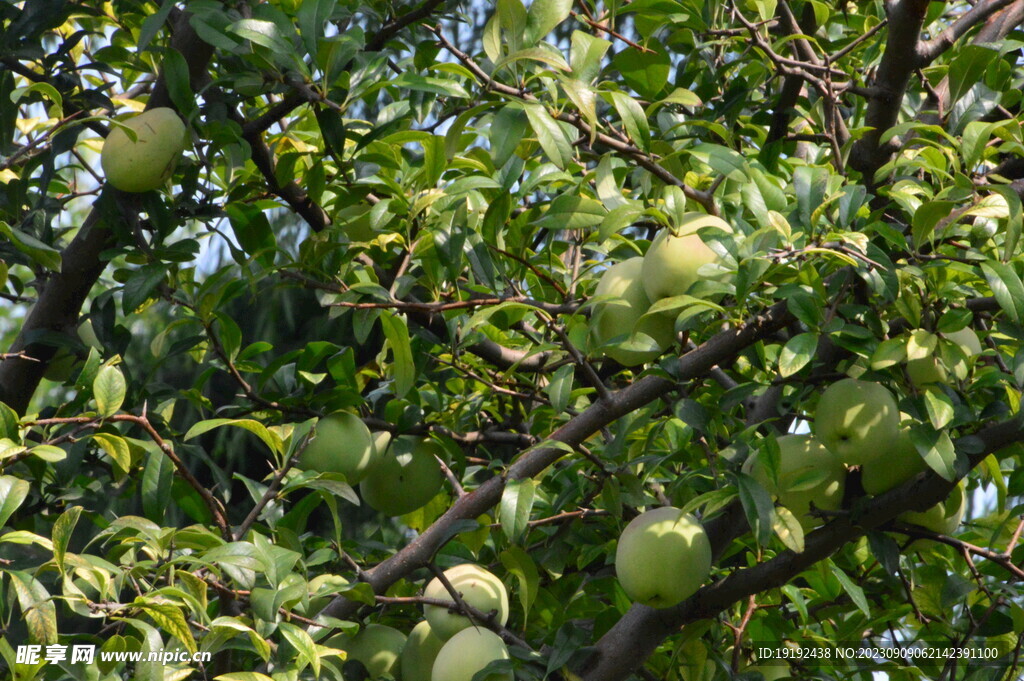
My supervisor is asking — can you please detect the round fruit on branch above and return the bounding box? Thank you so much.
[101,107,187,193]
[589,257,676,367]
[641,212,733,301]
[423,563,510,640]
[360,435,444,515]
[297,411,379,484]
[813,378,899,466]
[431,627,513,681]
[615,506,712,608]
[742,434,846,529]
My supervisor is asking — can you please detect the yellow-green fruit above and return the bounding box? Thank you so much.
[101,107,187,192]
[813,378,899,466]
[745,663,790,680]
[400,621,446,681]
[298,412,379,484]
[615,506,712,608]
[431,627,512,681]
[742,434,846,529]
[641,212,732,301]
[861,429,928,495]
[360,436,444,515]
[899,482,966,537]
[590,257,675,367]
[906,327,982,386]
[423,564,510,641]
[325,623,406,679]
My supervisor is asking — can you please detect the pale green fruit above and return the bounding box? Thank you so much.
[400,621,446,681]
[813,378,899,466]
[615,506,712,608]
[326,623,406,679]
[906,327,982,386]
[101,107,187,192]
[590,257,675,366]
[641,212,732,301]
[899,482,966,537]
[360,436,444,515]
[423,564,510,641]
[861,429,928,495]
[298,412,379,484]
[431,627,512,681]
[742,435,846,529]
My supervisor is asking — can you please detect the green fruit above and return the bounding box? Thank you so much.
[742,434,846,529]
[590,257,675,367]
[78,319,102,351]
[906,327,982,386]
[813,378,899,466]
[400,621,446,681]
[431,627,512,681]
[326,623,406,679]
[615,506,712,608]
[423,564,510,641]
[101,107,187,192]
[360,436,444,515]
[899,482,966,537]
[860,429,928,495]
[298,412,379,484]
[641,212,732,301]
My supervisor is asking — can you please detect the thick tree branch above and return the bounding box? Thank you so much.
[849,0,933,185]
[317,298,795,622]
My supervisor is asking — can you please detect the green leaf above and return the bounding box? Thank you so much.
[912,200,955,249]
[988,185,1023,262]
[214,674,276,681]
[228,18,293,53]
[0,476,30,528]
[9,570,57,644]
[495,45,570,72]
[500,545,539,626]
[0,221,61,271]
[93,365,126,417]
[499,478,537,541]
[497,0,528,53]
[611,40,670,99]
[773,506,805,553]
[570,30,610,83]
[737,472,774,547]
[137,0,175,53]
[142,448,173,524]
[608,91,650,152]
[297,0,336,57]
[778,332,817,377]
[134,598,197,655]
[909,426,957,482]
[526,0,571,42]
[538,194,607,229]
[279,621,321,676]
[490,105,528,167]
[523,102,573,168]
[51,505,81,574]
[923,388,955,430]
[545,363,574,412]
[981,261,1024,324]
[379,311,415,398]
[831,564,871,617]
[948,45,998,107]
[184,418,284,454]
[689,143,747,180]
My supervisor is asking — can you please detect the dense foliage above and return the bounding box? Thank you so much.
[1,0,1023,680]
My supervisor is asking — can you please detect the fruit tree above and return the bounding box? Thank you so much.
[1,1,1023,680]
